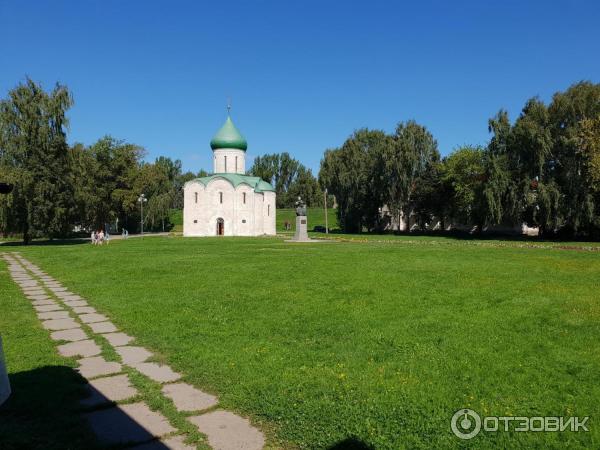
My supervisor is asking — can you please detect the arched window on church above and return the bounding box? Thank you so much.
[243,192,246,204]
[194,192,198,204]
[268,204,270,216]
[235,156,238,172]
[224,155,227,172]
[219,192,223,204]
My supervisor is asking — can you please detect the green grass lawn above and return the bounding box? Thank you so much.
[276,207,339,233]
[1,236,599,449]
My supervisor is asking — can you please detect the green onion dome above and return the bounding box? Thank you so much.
[210,116,247,151]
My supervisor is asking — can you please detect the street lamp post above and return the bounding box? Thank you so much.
[137,194,147,236]
[324,188,329,235]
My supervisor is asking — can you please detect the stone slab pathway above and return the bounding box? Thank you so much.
[42,318,80,331]
[129,435,195,450]
[116,346,153,365]
[84,402,175,445]
[3,253,266,450]
[102,332,133,346]
[89,321,117,333]
[51,328,89,342]
[58,339,102,358]
[73,306,96,314]
[38,310,71,320]
[78,356,122,379]
[162,383,218,412]
[189,411,265,450]
[133,362,182,383]
[81,374,138,407]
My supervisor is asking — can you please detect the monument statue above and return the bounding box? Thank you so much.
[285,195,327,243]
[295,196,307,216]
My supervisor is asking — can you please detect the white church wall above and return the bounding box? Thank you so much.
[213,148,245,174]
[234,184,255,236]
[263,191,276,235]
[183,181,206,237]
[253,193,264,235]
[203,178,236,235]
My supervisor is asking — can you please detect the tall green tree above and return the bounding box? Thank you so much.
[250,152,322,207]
[441,146,486,228]
[319,129,388,232]
[384,121,439,229]
[0,78,74,243]
[73,136,145,231]
[548,81,600,235]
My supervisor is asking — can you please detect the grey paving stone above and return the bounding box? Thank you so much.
[73,306,96,314]
[51,328,88,342]
[38,310,70,320]
[26,294,51,301]
[46,286,66,291]
[78,313,109,324]
[58,339,101,357]
[78,356,122,378]
[133,363,181,383]
[41,318,80,330]
[24,291,47,298]
[60,294,84,301]
[80,374,138,407]
[84,402,175,445]
[89,321,117,333]
[64,300,88,308]
[18,282,39,288]
[102,332,133,347]
[49,286,68,293]
[188,410,265,450]
[32,299,57,306]
[162,383,218,412]
[115,346,152,365]
[129,435,196,450]
[34,304,64,312]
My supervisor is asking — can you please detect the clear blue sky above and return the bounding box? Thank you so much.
[2,0,599,174]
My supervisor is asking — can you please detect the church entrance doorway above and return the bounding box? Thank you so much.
[216,218,224,236]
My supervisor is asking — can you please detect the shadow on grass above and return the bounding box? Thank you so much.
[0,365,100,450]
[0,239,88,247]
[328,437,375,450]
[0,366,178,449]
[313,228,600,244]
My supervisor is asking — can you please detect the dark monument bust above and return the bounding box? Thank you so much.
[295,196,307,216]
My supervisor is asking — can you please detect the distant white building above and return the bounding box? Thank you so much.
[183,113,276,237]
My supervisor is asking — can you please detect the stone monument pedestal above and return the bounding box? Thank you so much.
[285,215,329,243]
[0,336,11,406]
[293,215,309,242]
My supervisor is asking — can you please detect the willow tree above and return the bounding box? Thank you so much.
[0,78,74,243]
[384,121,439,230]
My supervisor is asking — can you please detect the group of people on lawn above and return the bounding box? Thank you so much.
[90,229,109,245]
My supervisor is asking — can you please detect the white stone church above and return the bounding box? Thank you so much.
[183,114,276,236]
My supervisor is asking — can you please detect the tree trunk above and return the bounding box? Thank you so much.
[23,222,31,245]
